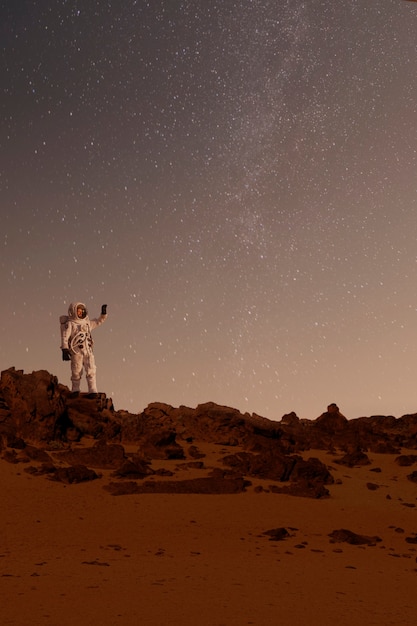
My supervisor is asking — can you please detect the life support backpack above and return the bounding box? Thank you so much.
[60,315,69,347]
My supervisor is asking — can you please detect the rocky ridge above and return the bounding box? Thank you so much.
[1,367,417,497]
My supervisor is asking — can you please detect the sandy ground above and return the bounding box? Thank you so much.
[1,445,417,626]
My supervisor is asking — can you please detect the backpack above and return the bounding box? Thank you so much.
[60,315,69,348]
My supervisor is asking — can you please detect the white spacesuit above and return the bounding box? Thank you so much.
[60,302,107,396]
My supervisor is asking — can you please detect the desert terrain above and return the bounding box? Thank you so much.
[1,367,417,625]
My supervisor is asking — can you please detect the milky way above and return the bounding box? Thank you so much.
[2,1,417,419]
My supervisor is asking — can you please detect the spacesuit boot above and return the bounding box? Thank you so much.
[70,376,81,397]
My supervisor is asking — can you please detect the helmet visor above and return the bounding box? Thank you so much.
[76,305,87,319]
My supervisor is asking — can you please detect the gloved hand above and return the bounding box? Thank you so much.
[62,348,71,361]
[101,304,107,315]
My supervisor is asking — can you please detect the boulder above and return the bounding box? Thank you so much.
[52,464,99,484]
[406,471,417,483]
[0,368,66,442]
[111,457,154,479]
[328,529,382,546]
[395,454,417,467]
[55,440,126,469]
[315,404,348,432]
[269,482,330,499]
[263,527,291,541]
[137,429,185,460]
[222,450,332,481]
[334,450,371,467]
[0,367,120,444]
[222,451,298,481]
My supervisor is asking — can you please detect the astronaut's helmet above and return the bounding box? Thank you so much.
[68,302,88,320]
[76,304,87,319]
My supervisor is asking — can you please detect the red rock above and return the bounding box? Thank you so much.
[395,454,417,466]
[328,529,382,545]
[334,450,371,467]
[104,476,248,495]
[111,458,154,479]
[406,471,417,483]
[52,465,99,484]
[55,440,126,469]
[263,527,291,541]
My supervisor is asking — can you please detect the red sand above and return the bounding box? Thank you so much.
[2,447,417,625]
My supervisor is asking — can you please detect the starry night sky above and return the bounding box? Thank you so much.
[2,0,417,420]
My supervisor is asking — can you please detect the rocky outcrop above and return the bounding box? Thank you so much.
[55,440,127,469]
[136,429,185,460]
[224,451,335,498]
[328,529,382,546]
[221,450,333,498]
[3,367,417,453]
[2,366,417,497]
[0,367,116,444]
[111,457,155,479]
[0,368,66,442]
[52,465,100,484]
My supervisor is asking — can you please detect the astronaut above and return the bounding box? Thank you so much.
[60,302,108,397]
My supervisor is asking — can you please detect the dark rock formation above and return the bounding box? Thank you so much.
[315,403,348,432]
[334,450,371,467]
[104,476,248,495]
[2,366,417,497]
[269,482,331,499]
[221,451,333,498]
[136,429,185,460]
[328,529,382,546]
[222,451,332,483]
[0,367,66,442]
[22,445,52,463]
[262,527,291,541]
[65,393,118,440]
[395,454,417,467]
[3,367,417,453]
[52,464,99,484]
[222,451,298,482]
[0,367,116,443]
[406,471,417,483]
[24,462,57,476]
[188,445,205,459]
[111,457,154,479]
[55,440,126,469]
